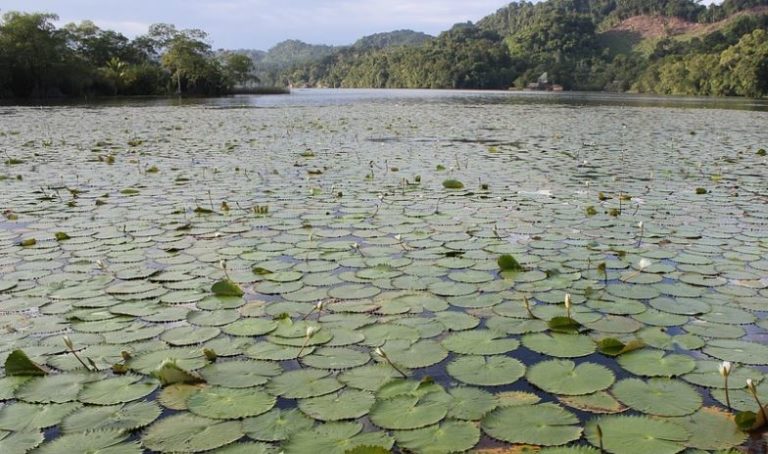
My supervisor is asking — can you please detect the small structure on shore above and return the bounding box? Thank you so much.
[526,72,564,91]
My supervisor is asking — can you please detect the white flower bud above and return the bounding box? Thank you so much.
[638,258,652,270]
[564,293,572,309]
[719,361,732,377]
[305,326,319,338]
[374,347,385,357]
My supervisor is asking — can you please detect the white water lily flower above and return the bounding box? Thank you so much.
[315,300,325,311]
[747,378,757,393]
[394,234,402,242]
[305,326,320,338]
[637,221,644,229]
[351,242,360,250]
[638,258,652,270]
[719,361,732,377]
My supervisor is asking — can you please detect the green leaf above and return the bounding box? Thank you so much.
[527,360,615,395]
[612,378,701,417]
[482,403,582,446]
[393,420,480,453]
[199,360,282,388]
[298,389,375,421]
[442,179,464,189]
[78,374,158,405]
[671,407,747,450]
[142,413,244,452]
[734,411,758,431]
[152,359,205,386]
[243,408,314,441]
[617,349,695,377]
[212,279,244,297]
[0,430,44,454]
[0,402,81,431]
[4,350,50,376]
[369,391,450,430]
[596,338,645,356]
[584,415,689,454]
[61,401,161,433]
[446,355,525,386]
[54,232,71,241]
[497,254,524,272]
[284,422,393,454]
[187,386,276,419]
[35,429,141,454]
[548,316,583,334]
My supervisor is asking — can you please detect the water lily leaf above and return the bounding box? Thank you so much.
[612,378,701,416]
[447,386,497,420]
[4,350,50,376]
[78,374,158,405]
[497,254,524,272]
[369,391,450,430]
[441,330,519,355]
[298,389,375,421]
[671,407,747,450]
[703,339,768,365]
[212,279,244,297]
[246,342,314,361]
[15,373,101,403]
[338,364,400,391]
[527,360,614,395]
[243,408,314,441]
[35,429,141,454]
[283,422,394,454]
[447,355,525,386]
[152,359,205,386]
[584,415,689,454]
[380,340,447,368]
[0,430,44,454]
[547,316,583,334]
[161,326,221,346]
[617,349,695,377]
[142,413,244,452]
[267,369,343,398]
[596,338,644,356]
[482,403,581,446]
[0,402,81,431]
[522,333,596,358]
[158,383,204,410]
[61,401,161,433]
[214,441,277,454]
[301,347,370,369]
[199,360,281,389]
[128,348,207,375]
[394,420,480,453]
[558,391,627,414]
[187,386,275,419]
[682,360,762,389]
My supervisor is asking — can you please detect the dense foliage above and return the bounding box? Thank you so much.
[2,0,768,98]
[0,12,254,98]
[279,0,768,96]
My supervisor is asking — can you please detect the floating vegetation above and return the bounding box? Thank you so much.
[0,95,767,453]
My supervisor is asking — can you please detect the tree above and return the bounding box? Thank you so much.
[223,53,256,87]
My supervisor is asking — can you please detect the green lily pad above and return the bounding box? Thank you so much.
[267,369,343,398]
[522,332,596,358]
[369,391,450,430]
[283,422,394,454]
[482,403,582,446]
[298,389,375,421]
[617,349,695,377]
[187,386,275,419]
[441,330,519,355]
[612,378,702,416]
[61,401,161,433]
[527,360,615,395]
[36,429,141,454]
[394,420,480,453]
[447,355,525,386]
[584,415,689,454]
[199,360,282,388]
[243,408,314,441]
[142,413,245,452]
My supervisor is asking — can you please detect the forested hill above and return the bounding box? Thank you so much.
[281,0,768,97]
[1,1,767,98]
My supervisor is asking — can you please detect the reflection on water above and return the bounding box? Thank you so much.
[3,88,768,112]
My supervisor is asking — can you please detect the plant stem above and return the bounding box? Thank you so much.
[724,375,731,411]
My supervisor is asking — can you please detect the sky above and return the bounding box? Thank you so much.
[1,0,514,50]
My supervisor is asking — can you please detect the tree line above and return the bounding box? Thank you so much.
[281,0,768,97]
[0,12,256,98]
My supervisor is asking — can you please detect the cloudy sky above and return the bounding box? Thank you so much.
[2,0,513,50]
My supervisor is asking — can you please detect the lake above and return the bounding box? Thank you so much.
[1,90,767,453]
